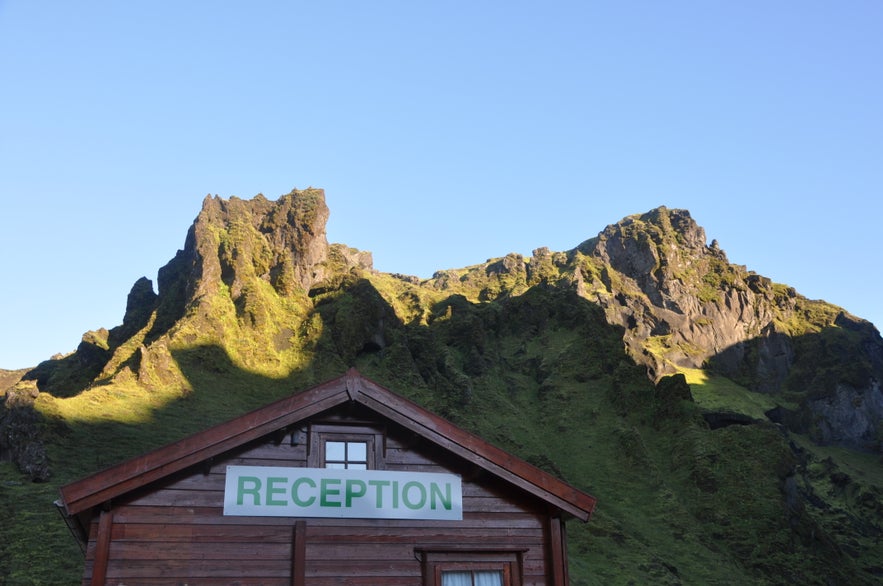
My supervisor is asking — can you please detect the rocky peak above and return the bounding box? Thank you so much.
[589,207,725,304]
[193,189,332,299]
[22,189,374,398]
[577,207,815,378]
[568,206,883,450]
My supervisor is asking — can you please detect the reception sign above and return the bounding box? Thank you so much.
[224,466,463,520]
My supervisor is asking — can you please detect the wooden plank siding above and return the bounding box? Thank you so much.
[79,416,558,585]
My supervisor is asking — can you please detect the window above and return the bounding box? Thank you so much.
[324,440,368,469]
[416,547,524,586]
[308,424,383,470]
[440,568,507,586]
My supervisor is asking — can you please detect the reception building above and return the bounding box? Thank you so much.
[58,369,596,585]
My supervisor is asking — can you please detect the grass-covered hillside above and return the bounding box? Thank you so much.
[2,191,881,584]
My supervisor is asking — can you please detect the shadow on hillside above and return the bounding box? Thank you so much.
[43,279,645,476]
[699,312,883,451]
[31,275,883,478]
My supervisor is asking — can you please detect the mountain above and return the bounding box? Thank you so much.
[2,189,882,584]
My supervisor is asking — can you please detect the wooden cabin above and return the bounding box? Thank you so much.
[57,369,596,585]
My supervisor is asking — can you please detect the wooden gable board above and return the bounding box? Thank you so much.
[59,368,596,522]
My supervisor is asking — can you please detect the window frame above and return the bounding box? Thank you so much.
[415,547,526,586]
[437,564,511,585]
[323,438,369,469]
[308,423,384,470]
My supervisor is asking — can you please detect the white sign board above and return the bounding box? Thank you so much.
[224,466,463,520]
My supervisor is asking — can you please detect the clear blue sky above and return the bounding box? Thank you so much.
[1,1,881,369]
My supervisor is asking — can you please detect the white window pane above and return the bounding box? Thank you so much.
[475,571,503,586]
[348,441,367,461]
[347,463,367,470]
[441,571,472,586]
[325,462,346,470]
[326,441,346,461]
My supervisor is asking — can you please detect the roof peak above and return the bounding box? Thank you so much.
[59,370,596,522]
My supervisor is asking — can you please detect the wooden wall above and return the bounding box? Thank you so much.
[79,414,561,585]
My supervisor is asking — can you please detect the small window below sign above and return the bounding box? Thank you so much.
[325,440,368,469]
[441,568,506,586]
[417,548,524,586]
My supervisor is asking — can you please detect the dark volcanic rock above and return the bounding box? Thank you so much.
[577,206,883,451]
[0,385,50,481]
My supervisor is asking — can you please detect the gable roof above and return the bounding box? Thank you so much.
[58,368,597,522]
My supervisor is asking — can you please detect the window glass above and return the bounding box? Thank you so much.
[310,425,380,470]
[442,571,471,586]
[325,441,346,461]
[474,571,504,586]
[348,441,367,461]
[441,570,503,586]
[324,440,368,469]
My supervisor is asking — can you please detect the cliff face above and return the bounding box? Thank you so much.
[60,189,373,389]
[417,205,883,451]
[190,191,332,301]
[151,189,334,335]
[580,209,792,375]
[3,190,883,584]
[575,207,883,449]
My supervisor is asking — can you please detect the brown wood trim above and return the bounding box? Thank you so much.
[291,521,306,586]
[418,548,431,586]
[418,547,524,586]
[90,509,113,586]
[561,518,570,586]
[548,516,565,586]
[415,545,530,554]
[308,423,382,469]
[345,369,362,401]
[433,563,512,586]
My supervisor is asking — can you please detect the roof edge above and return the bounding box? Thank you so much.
[59,369,597,521]
[59,372,353,515]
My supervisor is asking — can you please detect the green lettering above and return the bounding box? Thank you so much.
[368,479,390,508]
[392,480,399,508]
[237,476,262,506]
[430,482,452,510]
[266,477,287,506]
[402,481,426,510]
[345,479,367,507]
[321,478,342,507]
[291,477,316,507]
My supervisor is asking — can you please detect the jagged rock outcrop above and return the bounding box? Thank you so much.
[156,188,334,320]
[573,207,883,450]
[436,205,883,450]
[127,189,373,375]
[75,190,372,384]
[192,191,332,300]
[0,383,50,481]
[579,207,776,377]
[809,381,883,449]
